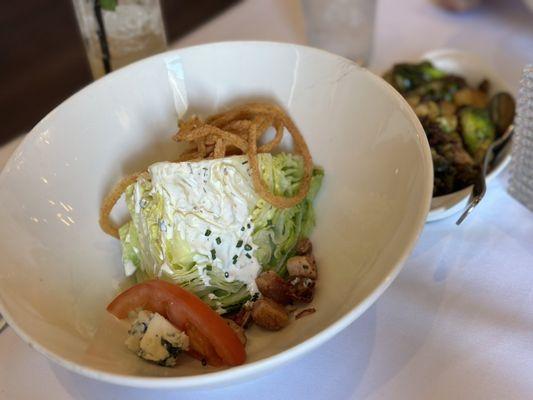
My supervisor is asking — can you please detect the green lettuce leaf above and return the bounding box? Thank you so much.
[252,153,324,276]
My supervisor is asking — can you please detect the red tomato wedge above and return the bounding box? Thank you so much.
[106,279,246,366]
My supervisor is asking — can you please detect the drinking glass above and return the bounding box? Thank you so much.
[72,0,167,79]
[509,65,533,212]
[301,0,377,65]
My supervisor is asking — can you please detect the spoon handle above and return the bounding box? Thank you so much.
[456,125,514,225]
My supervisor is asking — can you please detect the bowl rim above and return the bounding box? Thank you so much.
[0,40,433,388]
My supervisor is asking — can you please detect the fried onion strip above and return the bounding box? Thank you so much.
[213,139,226,159]
[101,102,314,238]
[99,172,144,238]
[258,119,284,153]
[246,115,312,208]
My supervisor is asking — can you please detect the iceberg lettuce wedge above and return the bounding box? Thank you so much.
[119,153,323,312]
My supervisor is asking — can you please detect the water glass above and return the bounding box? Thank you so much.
[72,0,167,79]
[301,0,377,65]
[508,65,533,212]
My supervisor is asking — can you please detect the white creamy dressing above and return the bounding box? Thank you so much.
[147,156,262,292]
[134,181,143,214]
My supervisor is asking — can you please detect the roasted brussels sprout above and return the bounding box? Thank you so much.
[410,76,466,102]
[436,115,458,133]
[384,59,514,196]
[489,92,515,136]
[459,107,495,162]
[388,61,446,92]
[414,100,440,119]
[453,88,489,108]
[478,79,490,93]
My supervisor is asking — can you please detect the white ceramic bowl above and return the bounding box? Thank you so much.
[0,42,432,388]
[422,49,513,221]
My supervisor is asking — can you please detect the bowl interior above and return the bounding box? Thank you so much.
[0,42,431,386]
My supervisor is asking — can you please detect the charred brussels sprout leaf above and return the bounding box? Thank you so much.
[459,107,495,162]
[489,92,515,136]
[389,61,446,92]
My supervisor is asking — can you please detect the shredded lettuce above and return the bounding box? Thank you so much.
[252,153,324,275]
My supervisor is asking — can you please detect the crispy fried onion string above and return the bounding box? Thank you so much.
[100,102,313,238]
[99,172,144,238]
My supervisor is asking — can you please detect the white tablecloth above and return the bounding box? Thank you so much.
[1,0,532,399]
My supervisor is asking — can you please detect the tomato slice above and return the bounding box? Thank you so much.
[107,280,246,366]
[185,322,224,367]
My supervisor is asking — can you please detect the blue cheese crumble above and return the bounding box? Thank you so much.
[125,310,189,367]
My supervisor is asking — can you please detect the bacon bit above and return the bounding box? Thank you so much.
[225,319,247,345]
[295,308,316,320]
[287,254,317,279]
[295,238,312,255]
[289,277,315,303]
[231,305,253,328]
[251,298,289,330]
[256,271,293,305]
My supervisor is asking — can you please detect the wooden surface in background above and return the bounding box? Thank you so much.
[0,0,239,145]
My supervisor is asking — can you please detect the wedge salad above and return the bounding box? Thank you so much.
[102,102,323,368]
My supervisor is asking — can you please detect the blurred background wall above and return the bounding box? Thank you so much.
[0,0,239,145]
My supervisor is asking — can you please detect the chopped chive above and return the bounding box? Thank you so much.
[241,226,245,232]
[244,244,252,251]
[206,264,212,271]
[242,161,248,165]
[236,240,243,248]
[232,256,238,264]
[205,229,211,236]
[247,223,251,229]
[245,253,251,259]
[215,237,221,245]
[211,249,216,260]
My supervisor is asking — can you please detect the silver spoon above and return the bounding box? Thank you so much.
[456,124,514,225]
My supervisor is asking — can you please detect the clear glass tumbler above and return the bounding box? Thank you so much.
[508,65,533,212]
[301,0,377,65]
[72,0,167,79]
